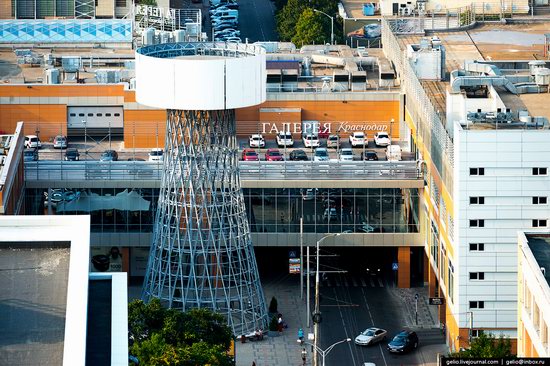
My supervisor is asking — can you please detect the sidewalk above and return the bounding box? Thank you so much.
[390,286,439,329]
[236,275,309,366]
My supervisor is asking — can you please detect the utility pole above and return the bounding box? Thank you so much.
[300,217,303,300]
[468,311,474,344]
[307,245,310,328]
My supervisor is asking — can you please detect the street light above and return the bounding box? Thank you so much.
[298,338,351,366]
[313,9,334,46]
[313,233,340,366]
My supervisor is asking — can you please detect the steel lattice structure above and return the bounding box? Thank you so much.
[136,42,268,336]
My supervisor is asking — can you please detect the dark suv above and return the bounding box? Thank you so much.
[387,330,418,353]
[289,149,309,161]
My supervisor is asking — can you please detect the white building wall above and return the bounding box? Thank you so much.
[454,126,550,334]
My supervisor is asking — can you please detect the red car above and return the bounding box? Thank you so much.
[265,148,284,161]
[242,149,259,161]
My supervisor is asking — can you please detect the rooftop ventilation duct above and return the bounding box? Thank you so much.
[450,70,517,95]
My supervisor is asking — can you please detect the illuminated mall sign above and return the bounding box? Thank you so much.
[261,121,390,134]
[135,5,177,20]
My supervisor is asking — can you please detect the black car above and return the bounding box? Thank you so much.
[362,150,379,161]
[24,148,39,162]
[100,150,119,162]
[387,330,418,353]
[289,149,309,161]
[64,148,80,161]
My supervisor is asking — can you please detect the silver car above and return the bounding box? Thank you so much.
[53,135,68,149]
[354,327,387,346]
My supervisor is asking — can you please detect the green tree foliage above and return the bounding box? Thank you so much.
[276,0,308,42]
[292,8,326,46]
[129,299,233,366]
[448,332,513,358]
[137,0,157,6]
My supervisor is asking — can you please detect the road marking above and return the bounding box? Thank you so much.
[352,276,358,287]
[343,277,349,287]
[369,277,375,287]
[378,278,384,287]
[362,288,388,366]
[360,277,367,286]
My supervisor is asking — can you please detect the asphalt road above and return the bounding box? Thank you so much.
[237,0,278,42]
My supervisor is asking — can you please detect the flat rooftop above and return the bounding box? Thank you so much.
[342,0,380,18]
[0,242,70,366]
[526,235,550,288]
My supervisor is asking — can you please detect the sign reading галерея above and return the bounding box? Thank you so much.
[261,121,391,135]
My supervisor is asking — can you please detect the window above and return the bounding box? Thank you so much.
[470,197,485,205]
[114,113,120,117]
[106,113,112,117]
[533,197,548,205]
[470,168,485,176]
[87,113,93,117]
[448,260,454,304]
[533,219,548,228]
[116,0,126,6]
[471,329,483,338]
[469,301,484,309]
[533,168,548,176]
[96,113,103,117]
[69,113,76,117]
[78,113,85,117]
[469,243,485,251]
[469,220,485,228]
[469,272,485,280]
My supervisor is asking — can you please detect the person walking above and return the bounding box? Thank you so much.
[277,314,284,333]
[301,348,307,365]
[298,328,304,342]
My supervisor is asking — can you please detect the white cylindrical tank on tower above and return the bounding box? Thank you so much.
[174,30,186,43]
[534,68,550,86]
[529,60,546,76]
[160,31,171,44]
[143,28,156,45]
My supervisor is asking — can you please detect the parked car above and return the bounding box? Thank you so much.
[148,148,164,162]
[361,150,379,161]
[323,207,338,220]
[387,331,418,354]
[355,327,387,346]
[349,132,366,147]
[374,132,391,147]
[303,134,320,148]
[326,135,340,148]
[265,148,284,161]
[242,148,259,161]
[249,134,265,148]
[302,188,317,201]
[24,135,41,149]
[53,135,68,149]
[224,36,241,43]
[276,132,294,147]
[289,149,308,161]
[126,158,153,177]
[24,148,38,162]
[339,148,354,161]
[386,145,402,161]
[313,148,329,161]
[100,149,119,162]
[64,148,80,161]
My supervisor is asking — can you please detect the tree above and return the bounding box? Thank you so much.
[268,296,278,314]
[129,299,234,366]
[448,332,513,358]
[292,9,326,46]
[136,0,157,6]
[276,0,308,41]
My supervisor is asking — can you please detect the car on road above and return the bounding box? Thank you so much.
[100,149,119,162]
[355,327,387,346]
[374,132,391,147]
[24,148,38,162]
[214,29,240,38]
[53,135,68,149]
[64,148,80,161]
[339,148,354,161]
[214,22,238,31]
[361,150,379,161]
[148,148,164,162]
[302,188,317,200]
[323,207,339,220]
[249,134,265,148]
[24,135,41,149]
[313,148,329,161]
[387,330,418,354]
[366,262,382,276]
[289,149,308,161]
[303,134,320,148]
[276,131,294,147]
[349,132,366,147]
[224,36,241,43]
[210,3,239,10]
[265,148,284,161]
[242,149,259,161]
[326,135,340,148]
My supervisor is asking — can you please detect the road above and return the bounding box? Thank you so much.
[237,0,278,42]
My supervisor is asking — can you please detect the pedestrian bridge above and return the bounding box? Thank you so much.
[25,161,424,189]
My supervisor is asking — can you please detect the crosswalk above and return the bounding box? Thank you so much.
[322,274,394,288]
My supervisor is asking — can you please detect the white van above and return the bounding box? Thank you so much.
[386,145,402,161]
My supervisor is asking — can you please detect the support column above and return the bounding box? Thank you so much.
[397,246,411,288]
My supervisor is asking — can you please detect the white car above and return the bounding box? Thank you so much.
[302,188,317,201]
[276,132,294,147]
[349,132,366,147]
[53,135,68,149]
[354,327,387,346]
[249,134,265,148]
[313,147,329,161]
[24,135,41,149]
[374,132,391,147]
[386,145,402,161]
[303,134,319,148]
[339,148,354,161]
[148,148,164,162]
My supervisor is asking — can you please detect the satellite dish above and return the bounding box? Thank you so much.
[485,3,491,10]
[435,4,442,11]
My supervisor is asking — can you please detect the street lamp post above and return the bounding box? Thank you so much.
[313,233,340,366]
[313,9,334,46]
[298,338,351,366]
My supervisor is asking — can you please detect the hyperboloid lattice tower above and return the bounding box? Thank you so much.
[136,42,268,335]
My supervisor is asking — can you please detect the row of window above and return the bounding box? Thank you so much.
[470,167,548,176]
[469,219,548,228]
[470,196,547,204]
[69,112,121,118]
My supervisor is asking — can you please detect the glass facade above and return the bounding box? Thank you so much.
[25,187,419,234]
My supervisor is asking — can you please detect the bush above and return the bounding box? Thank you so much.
[269,316,279,332]
[268,296,278,314]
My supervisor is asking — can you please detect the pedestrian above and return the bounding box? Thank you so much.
[252,362,256,366]
[301,348,307,365]
[277,314,283,333]
[298,328,304,341]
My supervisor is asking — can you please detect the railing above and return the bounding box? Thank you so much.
[24,160,422,182]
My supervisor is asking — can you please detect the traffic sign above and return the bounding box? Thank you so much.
[414,293,419,301]
[392,262,399,271]
[289,250,297,258]
[289,263,300,274]
[429,297,445,305]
